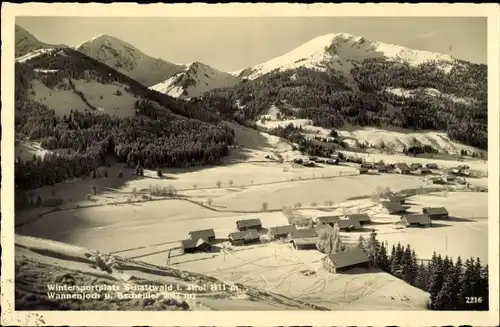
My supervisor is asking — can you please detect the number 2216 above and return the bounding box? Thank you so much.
[466,297,483,304]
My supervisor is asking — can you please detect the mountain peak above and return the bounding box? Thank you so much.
[238,32,457,80]
[73,33,184,86]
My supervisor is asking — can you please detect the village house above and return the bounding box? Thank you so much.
[291,237,318,250]
[228,230,261,246]
[188,229,216,242]
[269,225,297,240]
[181,238,212,254]
[401,214,433,228]
[423,207,449,220]
[376,165,388,173]
[290,228,318,239]
[388,194,407,204]
[347,213,371,225]
[322,248,370,273]
[426,163,439,169]
[316,215,342,227]
[410,163,423,171]
[337,219,361,232]
[382,201,409,215]
[358,167,369,174]
[326,158,339,165]
[360,162,375,169]
[395,163,411,174]
[445,175,457,182]
[419,167,432,175]
[236,218,262,231]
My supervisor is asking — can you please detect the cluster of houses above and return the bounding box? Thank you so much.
[178,193,451,274]
[293,156,340,167]
[358,161,439,175]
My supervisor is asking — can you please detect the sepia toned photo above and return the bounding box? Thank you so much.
[2,3,499,326]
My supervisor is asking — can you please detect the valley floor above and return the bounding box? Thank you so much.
[14,123,489,310]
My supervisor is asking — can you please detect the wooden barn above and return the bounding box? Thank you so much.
[410,163,423,171]
[290,228,318,239]
[382,201,409,215]
[337,219,361,232]
[361,162,375,169]
[419,167,432,175]
[269,225,297,240]
[181,238,212,254]
[316,215,342,227]
[347,213,371,225]
[188,229,216,242]
[228,230,261,246]
[358,167,369,174]
[395,163,411,175]
[426,163,439,169]
[291,237,318,250]
[423,207,449,220]
[401,214,433,228]
[322,248,370,273]
[376,165,388,173]
[236,218,262,231]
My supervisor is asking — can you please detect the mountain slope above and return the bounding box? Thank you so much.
[150,62,241,99]
[236,32,456,81]
[14,47,235,191]
[202,32,487,151]
[74,34,184,86]
[15,235,329,310]
[15,24,67,58]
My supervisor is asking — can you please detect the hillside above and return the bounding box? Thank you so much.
[74,34,185,86]
[150,62,241,99]
[15,24,67,58]
[203,33,487,152]
[14,47,235,191]
[15,235,328,310]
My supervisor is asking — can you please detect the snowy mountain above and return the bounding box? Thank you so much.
[74,34,184,87]
[150,62,242,99]
[15,24,66,58]
[236,32,457,80]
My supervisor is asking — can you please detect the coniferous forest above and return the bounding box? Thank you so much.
[201,59,487,150]
[15,49,235,190]
[358,231,489,311]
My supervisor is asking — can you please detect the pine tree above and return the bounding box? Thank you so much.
[365,230,381,267]
[415,262,428,290]
[479,264,489,310]
[428,254,445,309]
[390,242,404,278]
[409,249,419,285]
[435,273,455,310]
[458,258,474,310]
[376,241,390,272]
[402,244,413,284]
[452,256,463,309]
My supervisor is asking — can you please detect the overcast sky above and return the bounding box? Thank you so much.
[16,16,487,72]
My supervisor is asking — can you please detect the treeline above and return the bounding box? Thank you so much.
[200,59,487,149]
[359,231,489,310]
[15,51,235,190]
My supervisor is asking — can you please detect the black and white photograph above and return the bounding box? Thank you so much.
[2,3,498,326]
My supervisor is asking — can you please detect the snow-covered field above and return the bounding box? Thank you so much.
[257,106,486,160]
[15,235,322,310]
[28,78,139,118]
[14,117,488,311]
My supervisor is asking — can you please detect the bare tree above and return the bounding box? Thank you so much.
[91,185,97,196]
[132,187,137,198]
[193,184,197,189]
[295,202,302,209]
[316,223,345,255]
[216,180,222,188]
[229,179,234,186]
[311,202,317,208]
[207,198,213,206]
[261,202,269,212]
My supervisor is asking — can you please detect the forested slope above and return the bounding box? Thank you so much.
[15,48,235,190]
[201,58,487,150]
